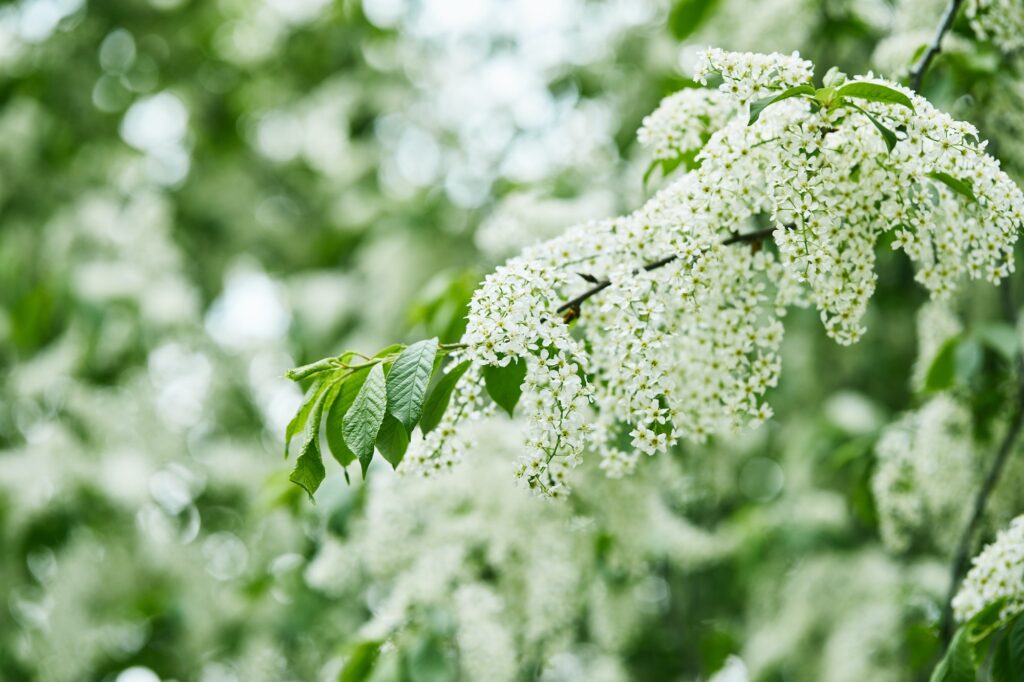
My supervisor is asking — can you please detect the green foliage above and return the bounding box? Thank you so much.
[932,601,1024,682]
[420,360,472,435]
[286,379,333,457]
[344,363,389,477]
[325,370,371,469]
[290,382,334,500]
[283,341,487,489]
[668,0,722,40]
[925,336,961,392]
[836,82,915,110]
[976,322,1019,361]
[748,84,815,124]
[376,413,411,469]
[482,359,528,417]
[291,425,328,501]
[930,627,975,682]
[387,339,440,432]
[929,171,979,203]
[847,102,900,152]
[338,640,383,682]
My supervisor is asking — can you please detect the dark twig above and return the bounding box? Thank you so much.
[555,226,781,322]
[938,275,1023,644]
[908,0,967,92]
[938,358,1024,643]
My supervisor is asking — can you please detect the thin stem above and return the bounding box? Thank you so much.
[908,0,967,92]
[938,358,1024,642]
[555,226,781,321]
[938,275,1023,644]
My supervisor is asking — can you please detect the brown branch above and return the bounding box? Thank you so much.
[555,226,781,322]
[909,0,967,92]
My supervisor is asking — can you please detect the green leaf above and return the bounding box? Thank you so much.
[289,430,326,501]
[976,323,1018,361]
[344,362,388,478]
[338,640,382,682]
[930,626,976,682]
[373,343,405,359]
[643,151,703,188]
[376,413,410,468]
[285,378,332,458]
[288,386,331,500]
[926,336,960,392]
[483,358,527,417]
[929,171,978,203]
[1004,613,1024,680]
[837,82,914,110]
[324,369,370,470]
[404,636,458,682]
[419,360,472,435]
[955,336,984,384]
[848,102,899,153]
[667,0,721,40]
[285,357,336,382]
[387,338,439,432]
[748,84,815,125]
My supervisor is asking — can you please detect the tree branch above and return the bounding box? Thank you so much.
[908,0,967,92]
[938,360,1024,642]
[938,273,1023,644]
[555,226,780,322]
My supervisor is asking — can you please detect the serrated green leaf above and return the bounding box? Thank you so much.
[930,627,976,682]
[748,84,815,125]
[338,640,382,682]
[289,431,326,501]
[483,358,527,417]
[288,386,331,500]
[343,362,388,478]
[926,336,960,392]
[929,171,978,203]
[324,369,370,470]
[376,413,410,468]
[667,0,721,40]
[387,337,439,432]
[848,102,899,153]
[837,82,914,110]
[284,378,332,458]
[976,323,1019,361]
[420,360,472,434]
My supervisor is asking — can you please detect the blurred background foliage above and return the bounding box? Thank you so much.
[1,0,1023,680]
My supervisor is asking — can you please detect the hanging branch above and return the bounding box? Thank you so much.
[556,225,781,322]
[908,0,967,91]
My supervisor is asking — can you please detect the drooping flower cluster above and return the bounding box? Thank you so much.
[637,88,734,162]
[401,48,1023,496]
[952,514,1024,622]
[872,395,976,553]
[308,419,725,681]
[967,0,1024,53]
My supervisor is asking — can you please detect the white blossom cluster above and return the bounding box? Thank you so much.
[637,88,734,162]
[967,0,1024,53]
[401,48,1023,496]
[309,419,724,680]
[872,395,976,553]
[952,514,1024,622]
